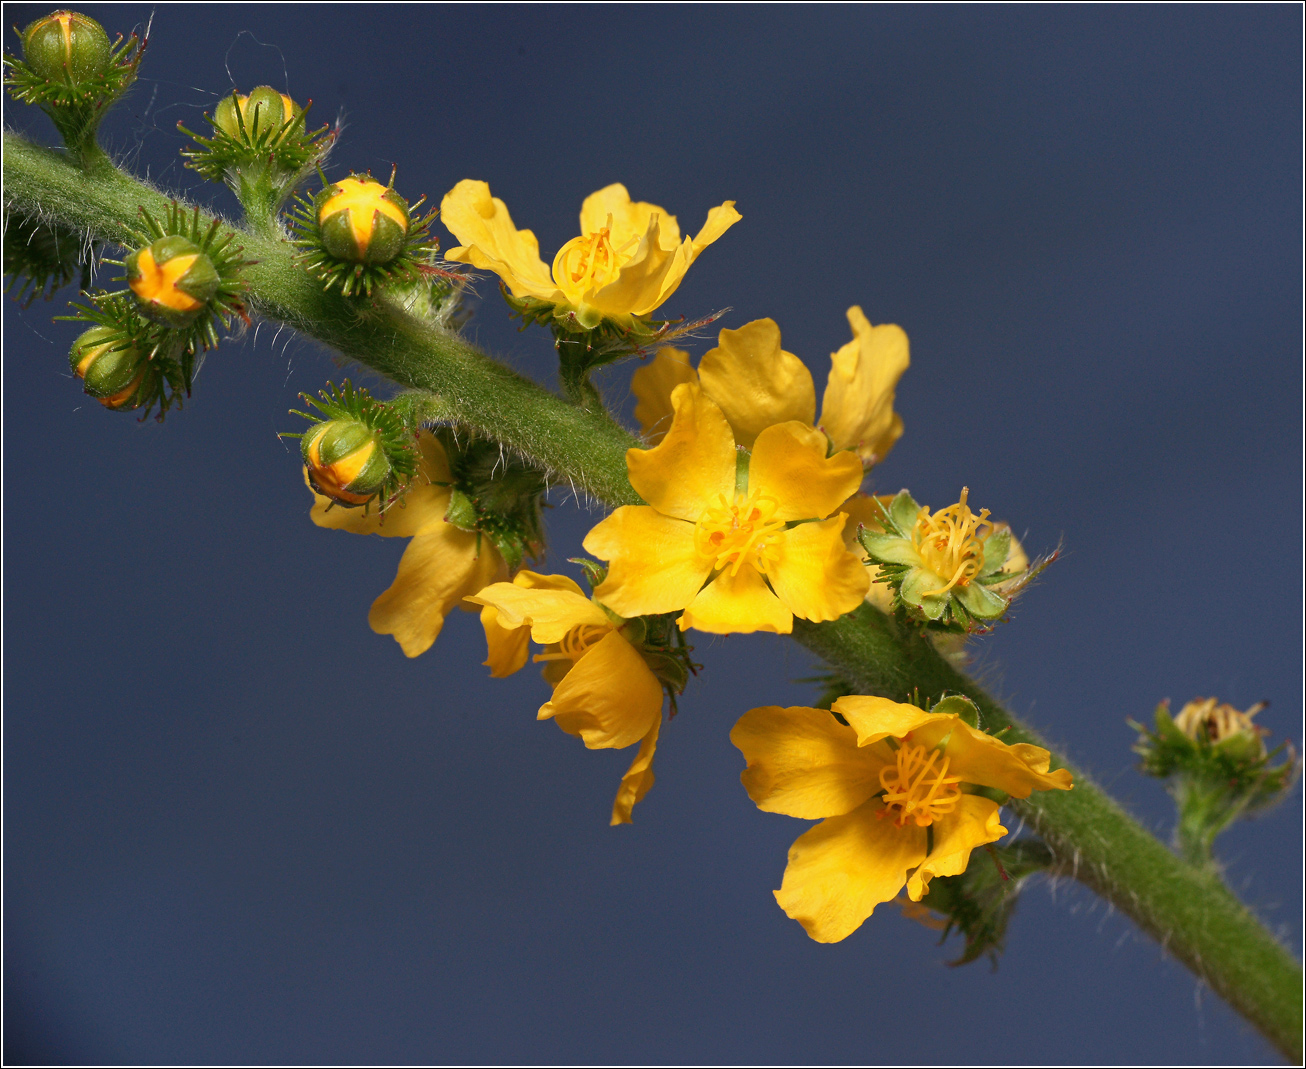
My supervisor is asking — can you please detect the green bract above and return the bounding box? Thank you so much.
[858,489,1027,632]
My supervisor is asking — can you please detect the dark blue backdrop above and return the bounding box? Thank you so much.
[4,4,1301,1064]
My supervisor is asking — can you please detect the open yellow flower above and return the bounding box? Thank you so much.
[631,310,908,465]
[466,572,664,825]
[307,430,505,657]
[441,180,741,330]
[731,695,1072,942]
[583,382,869,635]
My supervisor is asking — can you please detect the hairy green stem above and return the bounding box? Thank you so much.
[4,130,1300,1061]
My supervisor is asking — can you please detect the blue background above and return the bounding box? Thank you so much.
[4,4,1301,1064]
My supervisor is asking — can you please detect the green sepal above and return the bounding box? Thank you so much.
[3,13,143,159]
[3,210,93,305]
[624,610,700,716]
[886,489,921,535]
[931,694,980,728]
[443,487,479,531]
[569,557,608,591]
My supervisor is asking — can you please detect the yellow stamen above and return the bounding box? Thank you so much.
[911,486,993,597]
[129,248,202,312]
[532,623,612,663]
[694,488,786,576]
[320,178,407,250]
[878,741,964,828]
[551,215,639,294]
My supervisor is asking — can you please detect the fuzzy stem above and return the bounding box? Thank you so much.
[3,131,1300,1061]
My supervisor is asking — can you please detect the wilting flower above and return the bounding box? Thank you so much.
[731,695,1073,942]
[307,430,504,657]
[631,310,908,465]
[466,572,664,825]
[583,382,869,635]
[1173,697,1268,750]
[440,180,740,330]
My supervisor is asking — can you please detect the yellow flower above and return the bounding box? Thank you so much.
[466,572,664,825]
[631,310,908,465]
[440,180,741,330]
[307,430,505,657]
[731,696,1072,942]
[583,382,869,635]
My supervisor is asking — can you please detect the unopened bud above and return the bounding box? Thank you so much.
[211,86,302,140]
[302,418,391,506]
[316,177,410,265]
[21,11,111,84]
[126,235,220,327]
[69,325,149,408]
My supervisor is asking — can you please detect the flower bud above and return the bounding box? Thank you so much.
[69,325,148,408]
[126,235,220,327]
[302,419,392,506]
[316,178,410,265]
[21,11,112,84]
[211,86,302,139]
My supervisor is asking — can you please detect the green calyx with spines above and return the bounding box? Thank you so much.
[178,86,334,223]
[3,209,93,305]
[286,380,419,511]
[3,11,143,161]
[289,170,440,298]
[858,489,1050,634]
[434,427,547,573]
[106,202,251,363]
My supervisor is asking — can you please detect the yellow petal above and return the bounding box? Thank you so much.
[308,430,451,538]
[464,581,610,645]
[646,200,742,313]
[611,718,661,826]
[697,319,816,449]
[368,524,506,658]
[680,563,792,635]
[839,493,897,611]
[747,421,865,522]
[540,630,663,750]
[631,348,698,444]
[476,571,586,678]
[832,695,953,747]
[911,717,1075,798]
[768,515,871,623]
[905,794,1007,900]
[625,382,737,523]
[579,183,681,250]
[775,798,926,943]
[730,705,889,818]
[440,179,558,302]
[586,506,711,618]
[818,307,910,466]
[586,214,678,320]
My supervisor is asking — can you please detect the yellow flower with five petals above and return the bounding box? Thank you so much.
[582,382,870,635]
[307,430,506,657]
[731,695,1072,942]
[466,571,664,825]
[632,310,908,466]
[440,180,741,330]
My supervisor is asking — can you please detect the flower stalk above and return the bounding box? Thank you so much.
[3,130,1300,1062]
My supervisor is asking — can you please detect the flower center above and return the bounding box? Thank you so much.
[532,623,612,664]
[878,742,964,828]
[911,486,993,597]
[694,489,786,576]
[552,221,638,293]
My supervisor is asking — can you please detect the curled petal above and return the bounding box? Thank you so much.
[818,306,910,466]
[586,506,711,618]
[768,515,870,623]
[465,581,609,646]
[540,630,663,750]
[626,382,737,523]
[368,525,506,658]
[731,705,889,819]
[912,717,1075,798]
[748,422,865,522]
[645,200,742,313]
[832,696,954,747]
[476,572,588,678]
[775,799,927,943]
[611,718,661,826]
[440,179,557,301]
[905,795,1007,900]
[698,318,815,449]
[579,183,680,250]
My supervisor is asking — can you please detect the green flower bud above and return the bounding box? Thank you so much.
[125,235,220,327]
[69,326,148,407]
[315,177,410,265]
[21,11,112,84]
[302,419,391,506]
